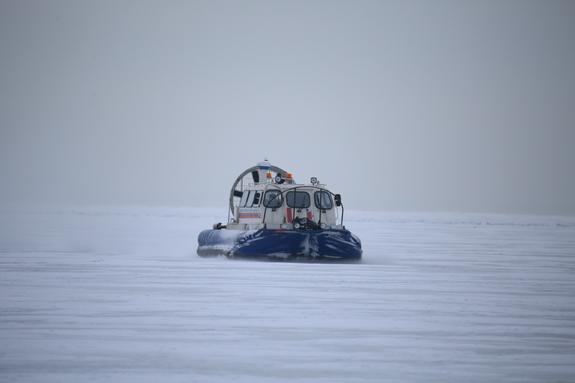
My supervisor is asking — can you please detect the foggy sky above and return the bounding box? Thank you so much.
[1,0,574,214]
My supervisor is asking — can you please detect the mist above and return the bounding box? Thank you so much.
[1,0,574,215]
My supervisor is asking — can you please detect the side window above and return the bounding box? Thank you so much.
[286,191,311,208]
[240,190,250,207]
[252,192,261,207]
[246,191,256,207]
[263,190,282,208]
[314,191,333,210]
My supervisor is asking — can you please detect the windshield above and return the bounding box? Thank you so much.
[263,190,282,208]
[314,191,333,209]
[286,191,310,208]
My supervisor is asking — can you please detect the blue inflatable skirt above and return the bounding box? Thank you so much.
[197,228,362,262]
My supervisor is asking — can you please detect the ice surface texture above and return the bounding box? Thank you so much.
[1,207,574,383]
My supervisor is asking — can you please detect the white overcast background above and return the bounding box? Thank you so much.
[1,0,574,214]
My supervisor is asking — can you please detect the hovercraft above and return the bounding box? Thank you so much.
[197,160,362,262]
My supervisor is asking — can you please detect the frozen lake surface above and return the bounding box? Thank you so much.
[1,207,575,382]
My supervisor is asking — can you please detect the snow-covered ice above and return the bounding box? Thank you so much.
[1,207,575,382]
